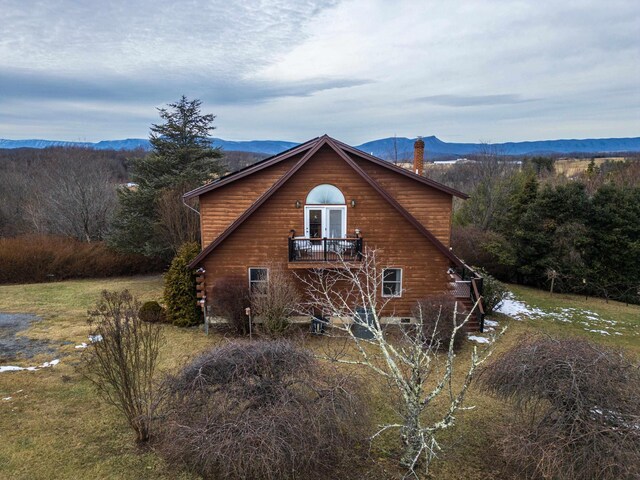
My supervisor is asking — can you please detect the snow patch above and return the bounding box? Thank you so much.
[468,335,491,344]
[484,319,499,327]
[89,334,103,343]
[75,343,88,349]
[2,397,12,401]
[494,293,544,320]
[493,293,626,336]
[0,358,60,373]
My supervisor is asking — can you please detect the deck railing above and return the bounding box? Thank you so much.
[288,237,363,262]
[452,262,486,331]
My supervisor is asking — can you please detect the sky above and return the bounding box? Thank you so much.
[1,0,639,144]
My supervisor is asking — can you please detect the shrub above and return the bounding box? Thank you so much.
[413,293,463,350]
[210,276,251,335]
[163,242,201,327]
[474,267,508,314]
[156,340,369,480]
[251,267,299,335]
[138,301,166,323]
[82,290,164,442]
[481,336,640,480]
[0,235,163,284]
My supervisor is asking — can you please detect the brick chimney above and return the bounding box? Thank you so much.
[413,137,424,175]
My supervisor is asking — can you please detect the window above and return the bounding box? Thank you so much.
[382,268,402,297]
[306,184,345,204]
[248,267,268,292]
[304,184,347,238]
[308,209,323,238]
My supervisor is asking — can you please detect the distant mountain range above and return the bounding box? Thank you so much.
[1,135,639,157]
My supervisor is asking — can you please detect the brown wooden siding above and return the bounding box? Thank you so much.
[201,144,452,317]
[354,158,453,246]
[198,155,300,246]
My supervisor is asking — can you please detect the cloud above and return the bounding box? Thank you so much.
[0,68,371,105]
[416,94,537,107]
[1,0,638,143]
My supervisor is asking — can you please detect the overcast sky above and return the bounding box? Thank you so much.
[1,0,639,144]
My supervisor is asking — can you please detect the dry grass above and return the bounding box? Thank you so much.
[0,275,211,480]
[554,157,626,176]
[507,284,640,354]
[1,275,638,479]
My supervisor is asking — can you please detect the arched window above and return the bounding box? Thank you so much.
[304,184,346,238]
[306,184,345,205]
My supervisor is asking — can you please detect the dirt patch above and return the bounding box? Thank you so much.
[0,313,55,362]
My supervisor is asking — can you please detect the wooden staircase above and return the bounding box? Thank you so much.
[456,296,481,332]
[451,269,485,332]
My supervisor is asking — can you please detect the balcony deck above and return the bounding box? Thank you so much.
[288,237,363,265]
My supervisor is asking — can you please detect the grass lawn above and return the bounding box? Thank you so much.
[1,276,638,479]
[506,284,640,355]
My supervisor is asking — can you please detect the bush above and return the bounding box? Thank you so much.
[163,242,201,327]
[82,290,164,442]
[251,267,299,335]
[0,235,163,284]
[481,336,640,480]
[413,294,463,350]
[156,340,369,480]
[210,277,251,334]
[474,267,508,314]
[138,301,166,323]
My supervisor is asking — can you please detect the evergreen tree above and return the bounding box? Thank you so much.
[109,96,224,260]
[513,182,590,287]
[164,242,202,327]
[586,185,640,302]
[496,170,538,236]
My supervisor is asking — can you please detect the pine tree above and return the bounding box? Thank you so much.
[109,96,224,260]
[587,185,640,302]
[513,182,590,287]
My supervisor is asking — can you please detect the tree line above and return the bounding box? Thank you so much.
[0,97,270,283]
[450,152,640,304]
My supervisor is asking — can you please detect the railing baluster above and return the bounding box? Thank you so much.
[288,237,363,263]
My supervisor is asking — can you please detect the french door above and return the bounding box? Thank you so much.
[304,206,346,238]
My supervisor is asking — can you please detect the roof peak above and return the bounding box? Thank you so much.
[183,134,468,200]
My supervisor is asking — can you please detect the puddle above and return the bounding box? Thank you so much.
[0,313,55,362]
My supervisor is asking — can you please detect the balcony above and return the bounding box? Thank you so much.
[288,237,363,263]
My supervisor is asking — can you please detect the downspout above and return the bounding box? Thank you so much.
[182,197,200,215]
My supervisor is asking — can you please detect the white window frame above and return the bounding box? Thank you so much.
[248,267,269,292]
[381,268,403,298]
[303,205,347,238]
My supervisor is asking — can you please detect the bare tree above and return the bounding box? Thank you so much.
[0,146,134,237]
[155,184,200,254]
[297,250,504,476]
[456,142,520,231]
[24,153,117,241]
[82,290,164,442]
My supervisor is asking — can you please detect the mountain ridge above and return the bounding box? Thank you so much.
[1,135,639,157]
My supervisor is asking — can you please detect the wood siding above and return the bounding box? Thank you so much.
[201,144,452,317]
[198,155,300,245]
[354,158,453,246]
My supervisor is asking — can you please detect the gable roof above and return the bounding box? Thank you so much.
[329,136,469,199]
[188,135,464,268]
[183,134,468,200]
[183,136,320,199]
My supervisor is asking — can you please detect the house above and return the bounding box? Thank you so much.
[184,135,484,330]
